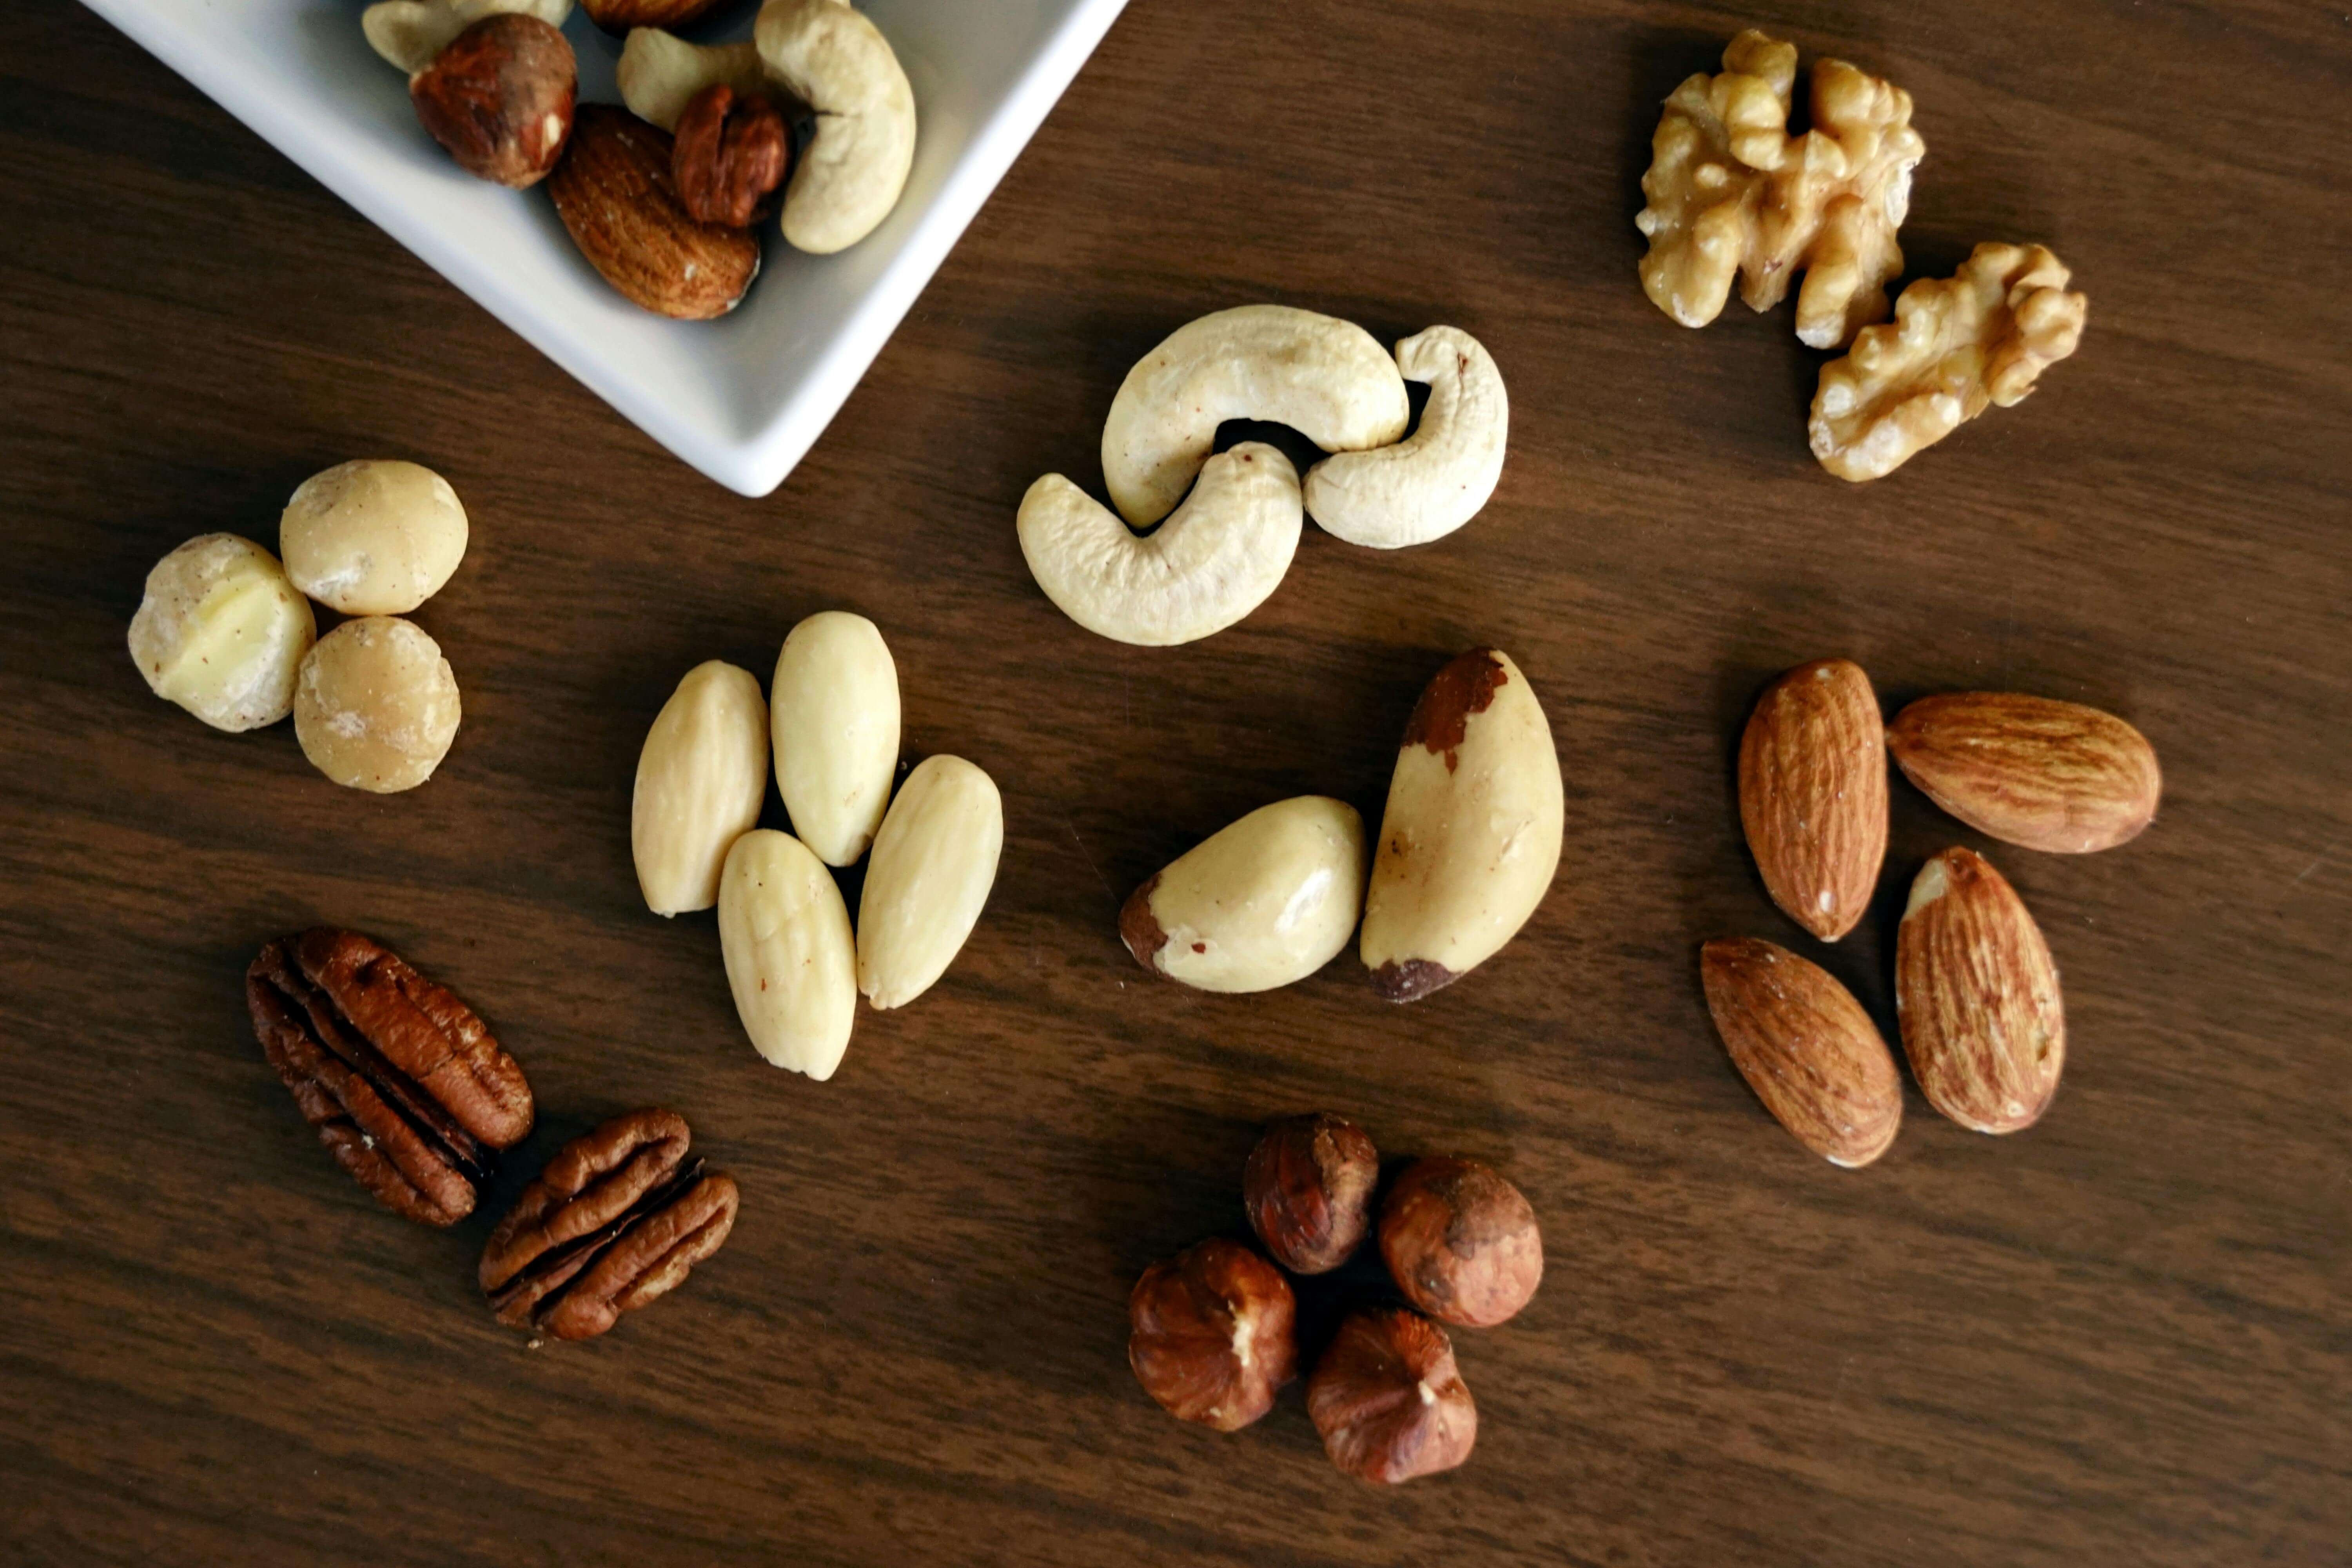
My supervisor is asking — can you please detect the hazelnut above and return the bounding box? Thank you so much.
[1307,1308,1476,1483]
[293,616,461,793]
[1241,1112,1378,1274]
[1126,1238,1297,1431]
[1378,1156,1542,1328]
[408,14,576,189]
[671,84,793,228]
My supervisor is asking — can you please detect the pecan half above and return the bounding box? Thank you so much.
[671,84,792,228]
[248,929,534,1226]
[480,1108,740,1341]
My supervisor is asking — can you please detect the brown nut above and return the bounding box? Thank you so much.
[1127,1239,1297,1431]
[480,1108,740,1341]
[1242,1112,1378,1274]
[579,0,727,32]
[408,13,576,189]
[548,104,762,320]
[248,928,533,1227]
[672,84,792,228]
[1307,1308,1477,1483]
[1379,1156,1542,1328]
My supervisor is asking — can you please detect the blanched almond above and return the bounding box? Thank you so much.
[717,828,856,1080]
[855,755,1002,1009]
[1895,848,2065,1133]
[631,660,768,916]
[771,611,900,867]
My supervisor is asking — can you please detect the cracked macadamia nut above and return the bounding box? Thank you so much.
[1308,1308,1477,1483]
[293,616,462,793]
[1379,1156,1543,1328]
[280,460,469,617]
[1242,1112,1379,1274]
[127,534,316,732]
[1127,1238,1297,1432]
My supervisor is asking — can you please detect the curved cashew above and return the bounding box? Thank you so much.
[1100,305,1409,527]
[1302,327,1507,549]
[616,29,771,132]
[755,0,917,255]
[362,0,570,74]
[1017,444,1301,646]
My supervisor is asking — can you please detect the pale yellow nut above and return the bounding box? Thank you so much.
[617,29,770,131]
[362,0,571,74]
[292,616,461,793]
[1303,327,1507,550]
[754,0,916,254]
[280,459,469,617]
[717,828,857,1080]
[1360,648,1563,1002]
[771,610,900,867]
[1120,796,1364,994]
[855,755,1003,1009]
[632,661,769,917]
[127,533,316,733]
[1100,305,1408,527]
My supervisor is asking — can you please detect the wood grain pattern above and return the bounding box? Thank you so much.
[2,1,2346,1563]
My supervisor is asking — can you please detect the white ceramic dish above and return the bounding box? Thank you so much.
[83,0,1129,495]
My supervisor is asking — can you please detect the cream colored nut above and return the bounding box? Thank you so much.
[855,755,1003,1009]
[1120,796,1365,994]
[1303,327,1506,549]
[279,460,469,616]
[632,661,769,917]
[755,0,917,255]
[292,616,461,793]
[1100,305,1409,527]
[1634,30,1924,348]
[1810,242,2087,482]
[717,828,856,1080]
[617,29,771,131]
[127,534,317,733]
[363,0,571,74]
[1018,444,1301,647]
[771,611,900,867]
[1360,648,1563,1002]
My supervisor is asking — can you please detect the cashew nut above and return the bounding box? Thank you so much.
[1303,327,1507,549]
[616,29,772,132]
[754,0,918,255]
[1100,305,1410,527]
[362,0,571,74]
[1017,444,1301,647]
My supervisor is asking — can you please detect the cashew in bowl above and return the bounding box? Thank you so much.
[755,0,917,255]
[617,29,772,132]
[1017,444,1301,647]
[362,0,572,74]
[1100,305,1409,528]
[1303,327,1507,549]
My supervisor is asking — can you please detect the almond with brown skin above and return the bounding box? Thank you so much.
[548,104,760,321]
[1738,657,1887,942]
[1887,692,2161,853]
[1699,937,1902,1167]
[1895,848,2065,1134]
[577,0,728,32]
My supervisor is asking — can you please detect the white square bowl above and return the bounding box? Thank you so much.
[82,0,1129,495]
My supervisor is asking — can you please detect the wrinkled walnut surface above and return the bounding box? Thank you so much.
[1636,30,1925,348]
[1810,241,2087,481]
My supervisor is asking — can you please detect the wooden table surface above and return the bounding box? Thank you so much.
[4,1,2346,1562]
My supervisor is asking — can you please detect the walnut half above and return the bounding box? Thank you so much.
[1635,31,1926,349]
[1808,242,2088,482]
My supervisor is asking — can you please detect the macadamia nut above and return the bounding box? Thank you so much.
[294,617,462,793]
[281,460,470,616]
[127,534,317,732]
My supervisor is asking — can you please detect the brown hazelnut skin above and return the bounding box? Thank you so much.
[1379,1156,1543,1328]
[1242,1112,1378,1274]
[672,85,793,228]
[409,14,576,189]
[1127,1238,1298,1431]
[1307,1308,1477,1483]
